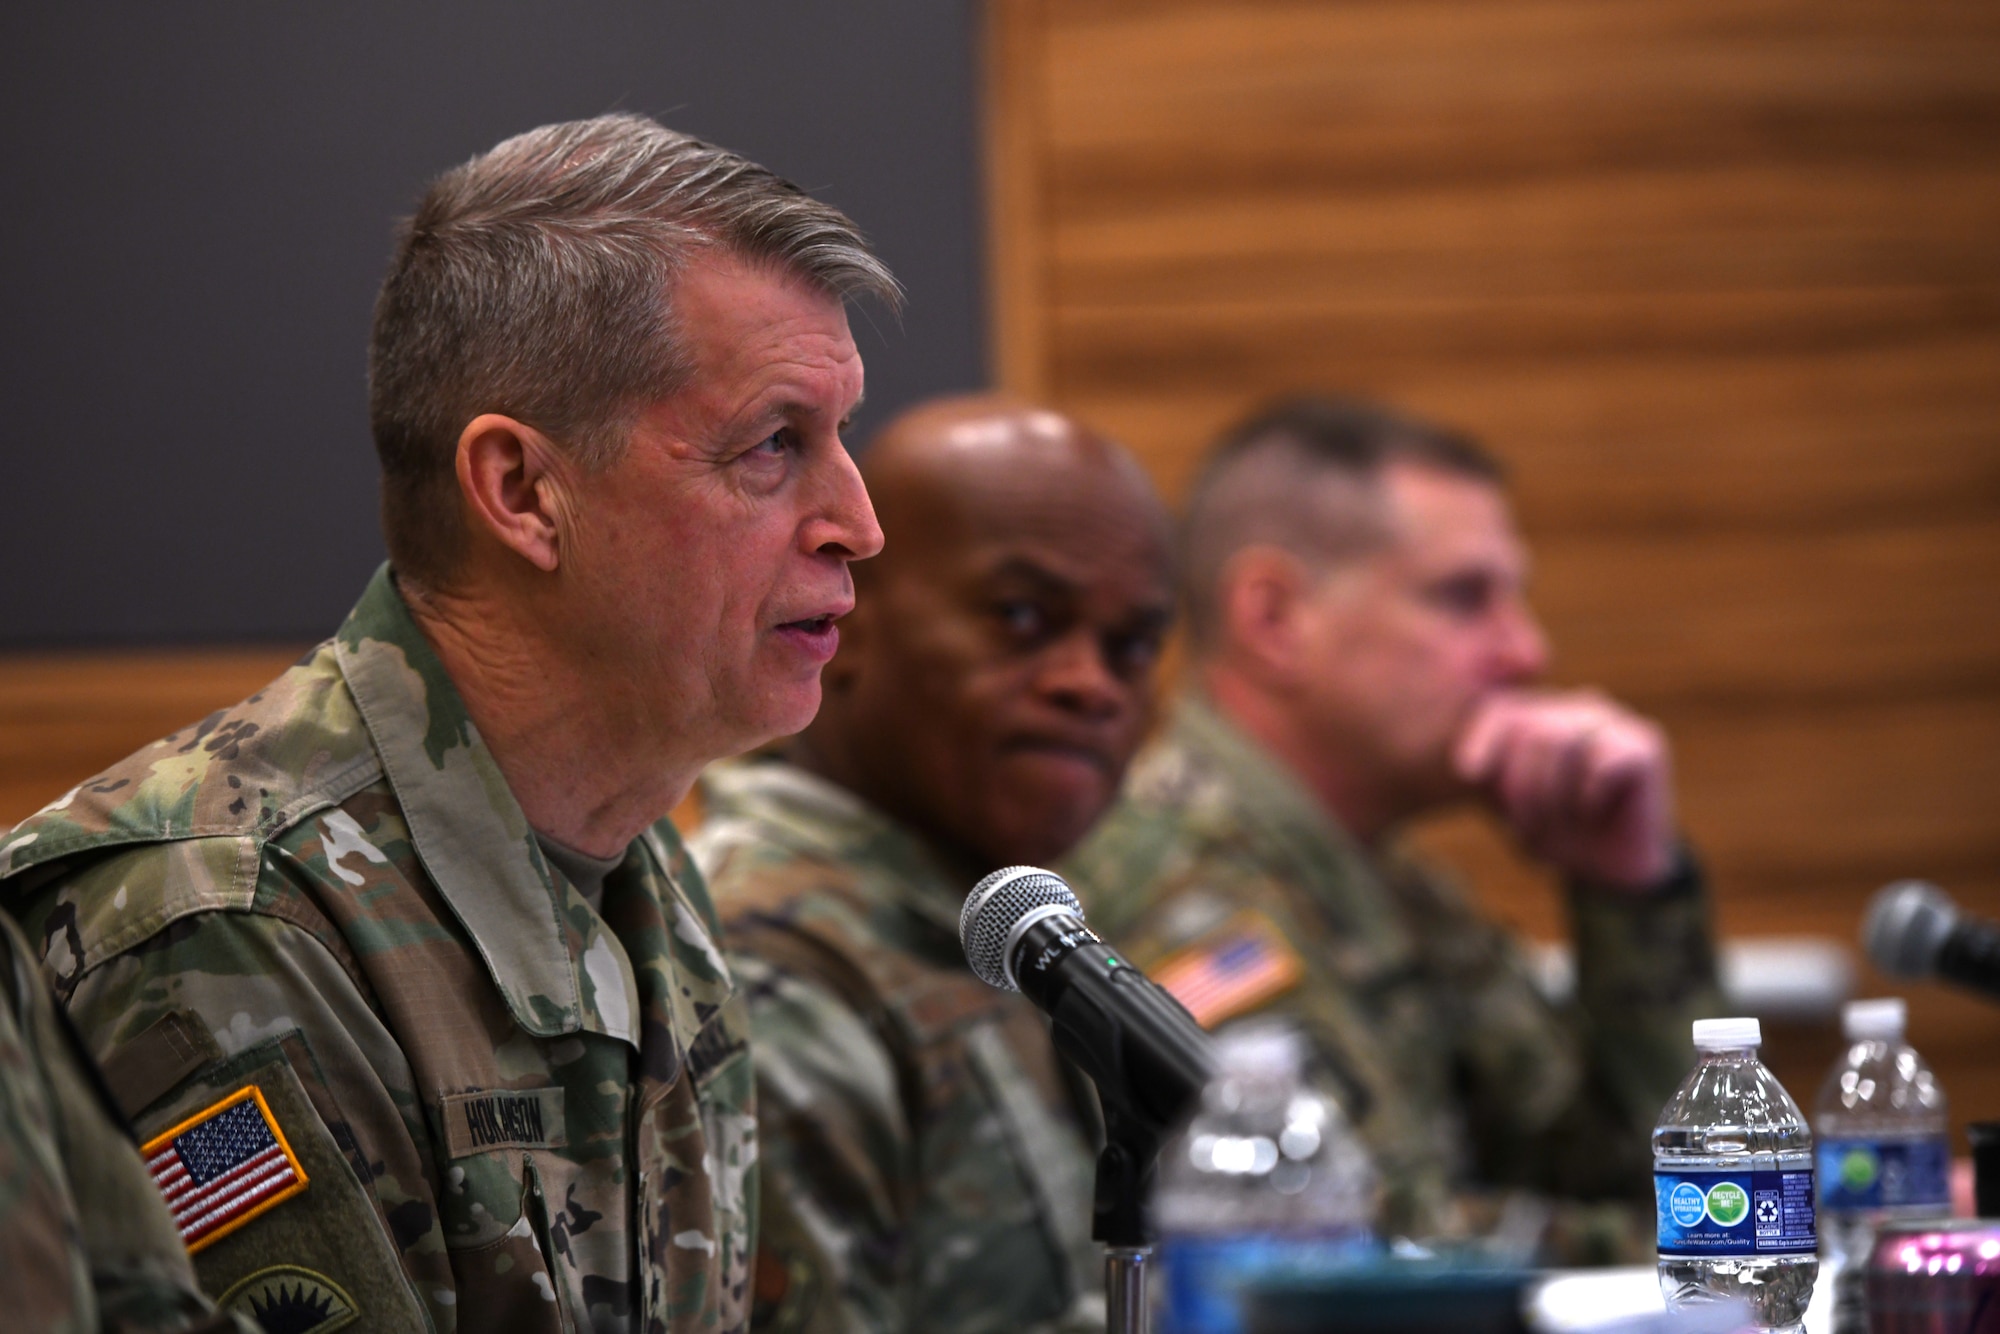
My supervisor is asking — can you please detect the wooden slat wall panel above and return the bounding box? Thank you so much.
[1061,341,2000,531]
[989,0,2000,1144]
[0,651,305,827]
[1533,522,2000,703]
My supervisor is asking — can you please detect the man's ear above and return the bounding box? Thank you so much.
[1218,546,1314,685]
[455,415,569,573]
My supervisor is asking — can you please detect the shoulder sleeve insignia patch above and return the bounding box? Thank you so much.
[1149,911,1306,1029]
[217,1264,358,1332]
[142,1084,309,1252]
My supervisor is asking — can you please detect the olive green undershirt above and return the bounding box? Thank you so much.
[534,832,624,916]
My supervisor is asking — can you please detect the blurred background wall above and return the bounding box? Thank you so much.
[0,0,982,825]
[985,0,1999,1142]
[0,1,984,647]
[2,0,1995,1145]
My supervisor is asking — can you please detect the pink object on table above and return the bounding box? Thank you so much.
[1867,1219,2000,1333]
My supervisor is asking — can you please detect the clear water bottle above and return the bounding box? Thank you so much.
[1654,1017,1819,1332]
[1813,997,1950,1334]
[1154,1020,1376,1334]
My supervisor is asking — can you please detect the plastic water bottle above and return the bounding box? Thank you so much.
[1654,1017,1819,1332]
[1813,997,1950,1334]
[1153,1020,1376,1334]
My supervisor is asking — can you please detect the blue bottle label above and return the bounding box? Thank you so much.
[1816,1136,1950,1211]
[1654,1168,1817,1257]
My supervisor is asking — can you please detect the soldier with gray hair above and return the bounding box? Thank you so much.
[1068,395,1723,1264]
[1,113,894,1332]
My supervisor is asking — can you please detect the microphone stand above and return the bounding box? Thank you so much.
[958,874,1215,1334]
[1095,1109,1163,1334]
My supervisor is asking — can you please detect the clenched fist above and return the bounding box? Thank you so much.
[1453,689,1676,890]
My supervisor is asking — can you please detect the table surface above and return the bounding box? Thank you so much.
[1530,1262,1835,1332]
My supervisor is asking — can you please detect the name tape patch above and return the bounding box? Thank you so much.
[142,1084,309,1253]
[440,1086,568,1158]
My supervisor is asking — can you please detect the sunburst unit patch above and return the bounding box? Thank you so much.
[1150,912,1305,1028]
[142,1085,308,1252]
[218,1264,358,1333]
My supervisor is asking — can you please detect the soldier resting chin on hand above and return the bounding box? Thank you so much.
[1066,396,1724,1266]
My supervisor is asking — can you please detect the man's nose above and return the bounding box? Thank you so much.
[807,441,884,561]
[1036,631,1126,719]
[1496,599,1551,681]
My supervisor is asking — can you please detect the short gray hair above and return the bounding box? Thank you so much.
[369,112,901,583]
[1183,395,1504,652]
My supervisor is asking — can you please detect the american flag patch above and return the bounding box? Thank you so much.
[1150,913,1305,1028]
[142,1085,308,1252]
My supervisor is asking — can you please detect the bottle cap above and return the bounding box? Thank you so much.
[1842,997,1907,1042]
[1692,1017,1761,1049]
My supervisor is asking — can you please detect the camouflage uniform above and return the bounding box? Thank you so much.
[690,759,1101,1334]
[0,906,246,1333]
[0,566,756,1334]
[1064,697,1721,1264]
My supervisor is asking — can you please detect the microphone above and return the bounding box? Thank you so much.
[1863,880,2000,1004]
[964,875,1213,1334]
[960,866,1216,1139]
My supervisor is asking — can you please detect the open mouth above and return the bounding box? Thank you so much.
[775,613,841,661]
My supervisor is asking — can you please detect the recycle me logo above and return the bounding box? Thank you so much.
[1840,1146,1880,1193]
[1705,1181,1750,1227]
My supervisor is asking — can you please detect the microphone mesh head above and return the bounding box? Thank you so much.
[1863,880,1957,978]
[960,866,1081,991]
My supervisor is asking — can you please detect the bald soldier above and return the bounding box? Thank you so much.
[691,397,1175,1334]
[1067,397,1722,1264]
[1,115,893,1333]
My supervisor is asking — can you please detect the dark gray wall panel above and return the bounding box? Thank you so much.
[0,2,984,645]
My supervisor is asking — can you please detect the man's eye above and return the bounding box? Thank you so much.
[1427,576,1494,618]
[996,601,1049,640]
[1105,629,1164,678]
[751,430,790,458]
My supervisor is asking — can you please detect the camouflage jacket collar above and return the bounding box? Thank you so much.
[335,564,624,1044]
[1169,694,1413,947]
[1171,694,1356,855]
[699,757,970,939]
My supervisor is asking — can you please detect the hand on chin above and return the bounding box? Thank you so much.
[1451,688,1677,889]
